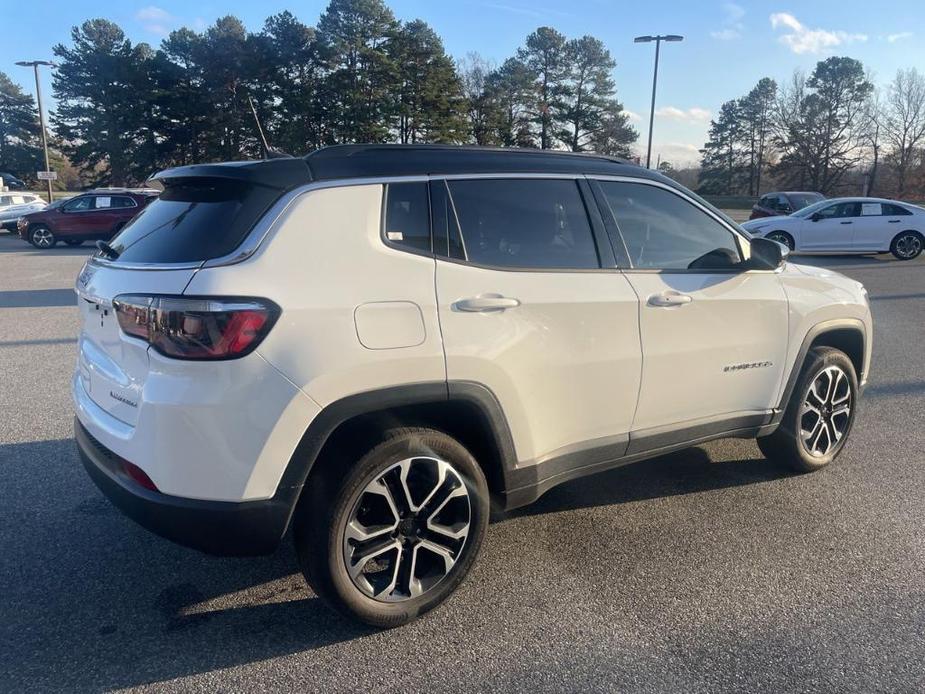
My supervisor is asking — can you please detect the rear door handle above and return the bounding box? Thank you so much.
[454,295,521,312]
[647,292,693,307]
[888,219,900,223]
[840,221,853,225]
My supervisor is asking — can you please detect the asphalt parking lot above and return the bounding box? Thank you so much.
[1,231,923,693]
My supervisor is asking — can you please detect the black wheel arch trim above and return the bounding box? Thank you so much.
[766,317,867,431]
[275,381,519,528]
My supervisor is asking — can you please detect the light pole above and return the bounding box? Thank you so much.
[634,34,683,169]
[16,60,56,202]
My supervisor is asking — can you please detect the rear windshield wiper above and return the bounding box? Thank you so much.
[96,240,120,260]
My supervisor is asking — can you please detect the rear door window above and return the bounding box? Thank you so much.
[106,180,282,264]
[446,178,600,269]
[382,182,431,253]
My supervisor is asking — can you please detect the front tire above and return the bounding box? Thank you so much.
[294,428,489,627]
[758,347,858,472]
[29,226,56,249]
[890,231,923,260]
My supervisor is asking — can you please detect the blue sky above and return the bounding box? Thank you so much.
[3,0,924,165]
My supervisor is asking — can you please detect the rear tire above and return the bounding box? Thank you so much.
[294,427,489,628]
[766,231,795,251]
[29,226,55,249]
[890,231,923,260]
[757,347,858,472]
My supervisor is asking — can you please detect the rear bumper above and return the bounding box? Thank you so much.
[76,418,293,556]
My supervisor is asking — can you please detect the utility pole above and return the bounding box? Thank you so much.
[633,35,684,169]
[16,60,56,202]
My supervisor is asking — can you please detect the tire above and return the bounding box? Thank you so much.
[766,231,795,252]
[64,239,83,247]
[890,230,923,260]
[29,226,56,249]
[294,427,490,627]
[757,346,858,472]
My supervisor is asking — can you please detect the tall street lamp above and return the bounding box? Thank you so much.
[15,60,56,202]
[634,34,684,169]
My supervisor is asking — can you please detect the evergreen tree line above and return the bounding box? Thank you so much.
[0,0,636,187]
[698,56,925,200]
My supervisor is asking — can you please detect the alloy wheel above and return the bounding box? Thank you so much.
[342,456,471,602]
[800,365,852,457]
[895,233,922,259]
[32,228,53,248]
[767,232,793,251]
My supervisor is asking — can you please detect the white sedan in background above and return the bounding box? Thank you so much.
[0,193,47,232]
[741,197,925,260]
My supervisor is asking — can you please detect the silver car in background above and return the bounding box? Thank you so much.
[0,193,47,232]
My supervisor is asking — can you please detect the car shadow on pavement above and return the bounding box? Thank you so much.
[0,438,373,692]
[0,235,93,256]
[0,288,78,308]
[503,446,790,520]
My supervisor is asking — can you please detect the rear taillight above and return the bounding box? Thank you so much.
[113,295,280,360]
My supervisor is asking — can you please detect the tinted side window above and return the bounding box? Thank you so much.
[107,180,282,264]
[110,196,136,209]
[383,182,430,253]
[598,181,741,270]
[446,179,599,269]
[64,196,92,212]
[882,203,912,216]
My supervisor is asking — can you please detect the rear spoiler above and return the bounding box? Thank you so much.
[149,158,312,191]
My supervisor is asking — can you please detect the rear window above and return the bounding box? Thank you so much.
[789,193,823,210]
[106,180,282,264]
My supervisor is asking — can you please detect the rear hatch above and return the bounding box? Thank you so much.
[75,158,310,425]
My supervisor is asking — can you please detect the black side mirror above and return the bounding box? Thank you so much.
[748,236,787,270]
[810,212,822,222]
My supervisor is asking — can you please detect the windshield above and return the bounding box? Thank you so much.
[789,193,824,210]
[791,199,833,218]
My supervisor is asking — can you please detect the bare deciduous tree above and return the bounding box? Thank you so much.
[882,68,925,198]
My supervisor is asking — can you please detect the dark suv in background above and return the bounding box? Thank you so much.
[18,189,158,248]
[750,191,824,220]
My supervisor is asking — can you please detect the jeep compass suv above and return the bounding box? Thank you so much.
[73,145,872,627]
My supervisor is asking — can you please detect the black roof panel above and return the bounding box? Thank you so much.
[304,144,653,181]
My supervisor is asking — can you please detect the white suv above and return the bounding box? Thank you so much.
[73,145,872,627]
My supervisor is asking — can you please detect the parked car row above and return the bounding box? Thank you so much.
[15,189,159,248]
[741,197,925,260]
[0,193,47,231]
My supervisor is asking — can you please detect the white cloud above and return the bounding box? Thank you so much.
[711,2,745,41]
[887,31,913,43]
[770,12,867,54]
[654,106,712,122]
[624,109,643,122]
[136,6,174,36]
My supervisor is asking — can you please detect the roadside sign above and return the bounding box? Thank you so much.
[37,171,57,181]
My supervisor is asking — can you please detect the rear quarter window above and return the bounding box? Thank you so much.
[106,180,282,264]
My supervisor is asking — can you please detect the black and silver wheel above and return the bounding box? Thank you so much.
[890,231,923,260]
[766,231,795,252]
[295,428,489,627]
[758,346,858,472]
[29,226,56,249]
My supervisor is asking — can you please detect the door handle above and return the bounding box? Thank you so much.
[647,292,693,307]
[454,295,521,312]
[888,219,900,223]
[840,221,853,224]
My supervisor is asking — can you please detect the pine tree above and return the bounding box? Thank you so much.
[486,57,535,147]
[518,27,569,149]
[316,0,400,144]
[392,20,467,144]
[738,77,776,195]
[560,36,635,154]
[698,100,748,194]
[52,20,153,185]
[0,72,42,179]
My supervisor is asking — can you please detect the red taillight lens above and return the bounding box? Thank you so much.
[113,295,279,360]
